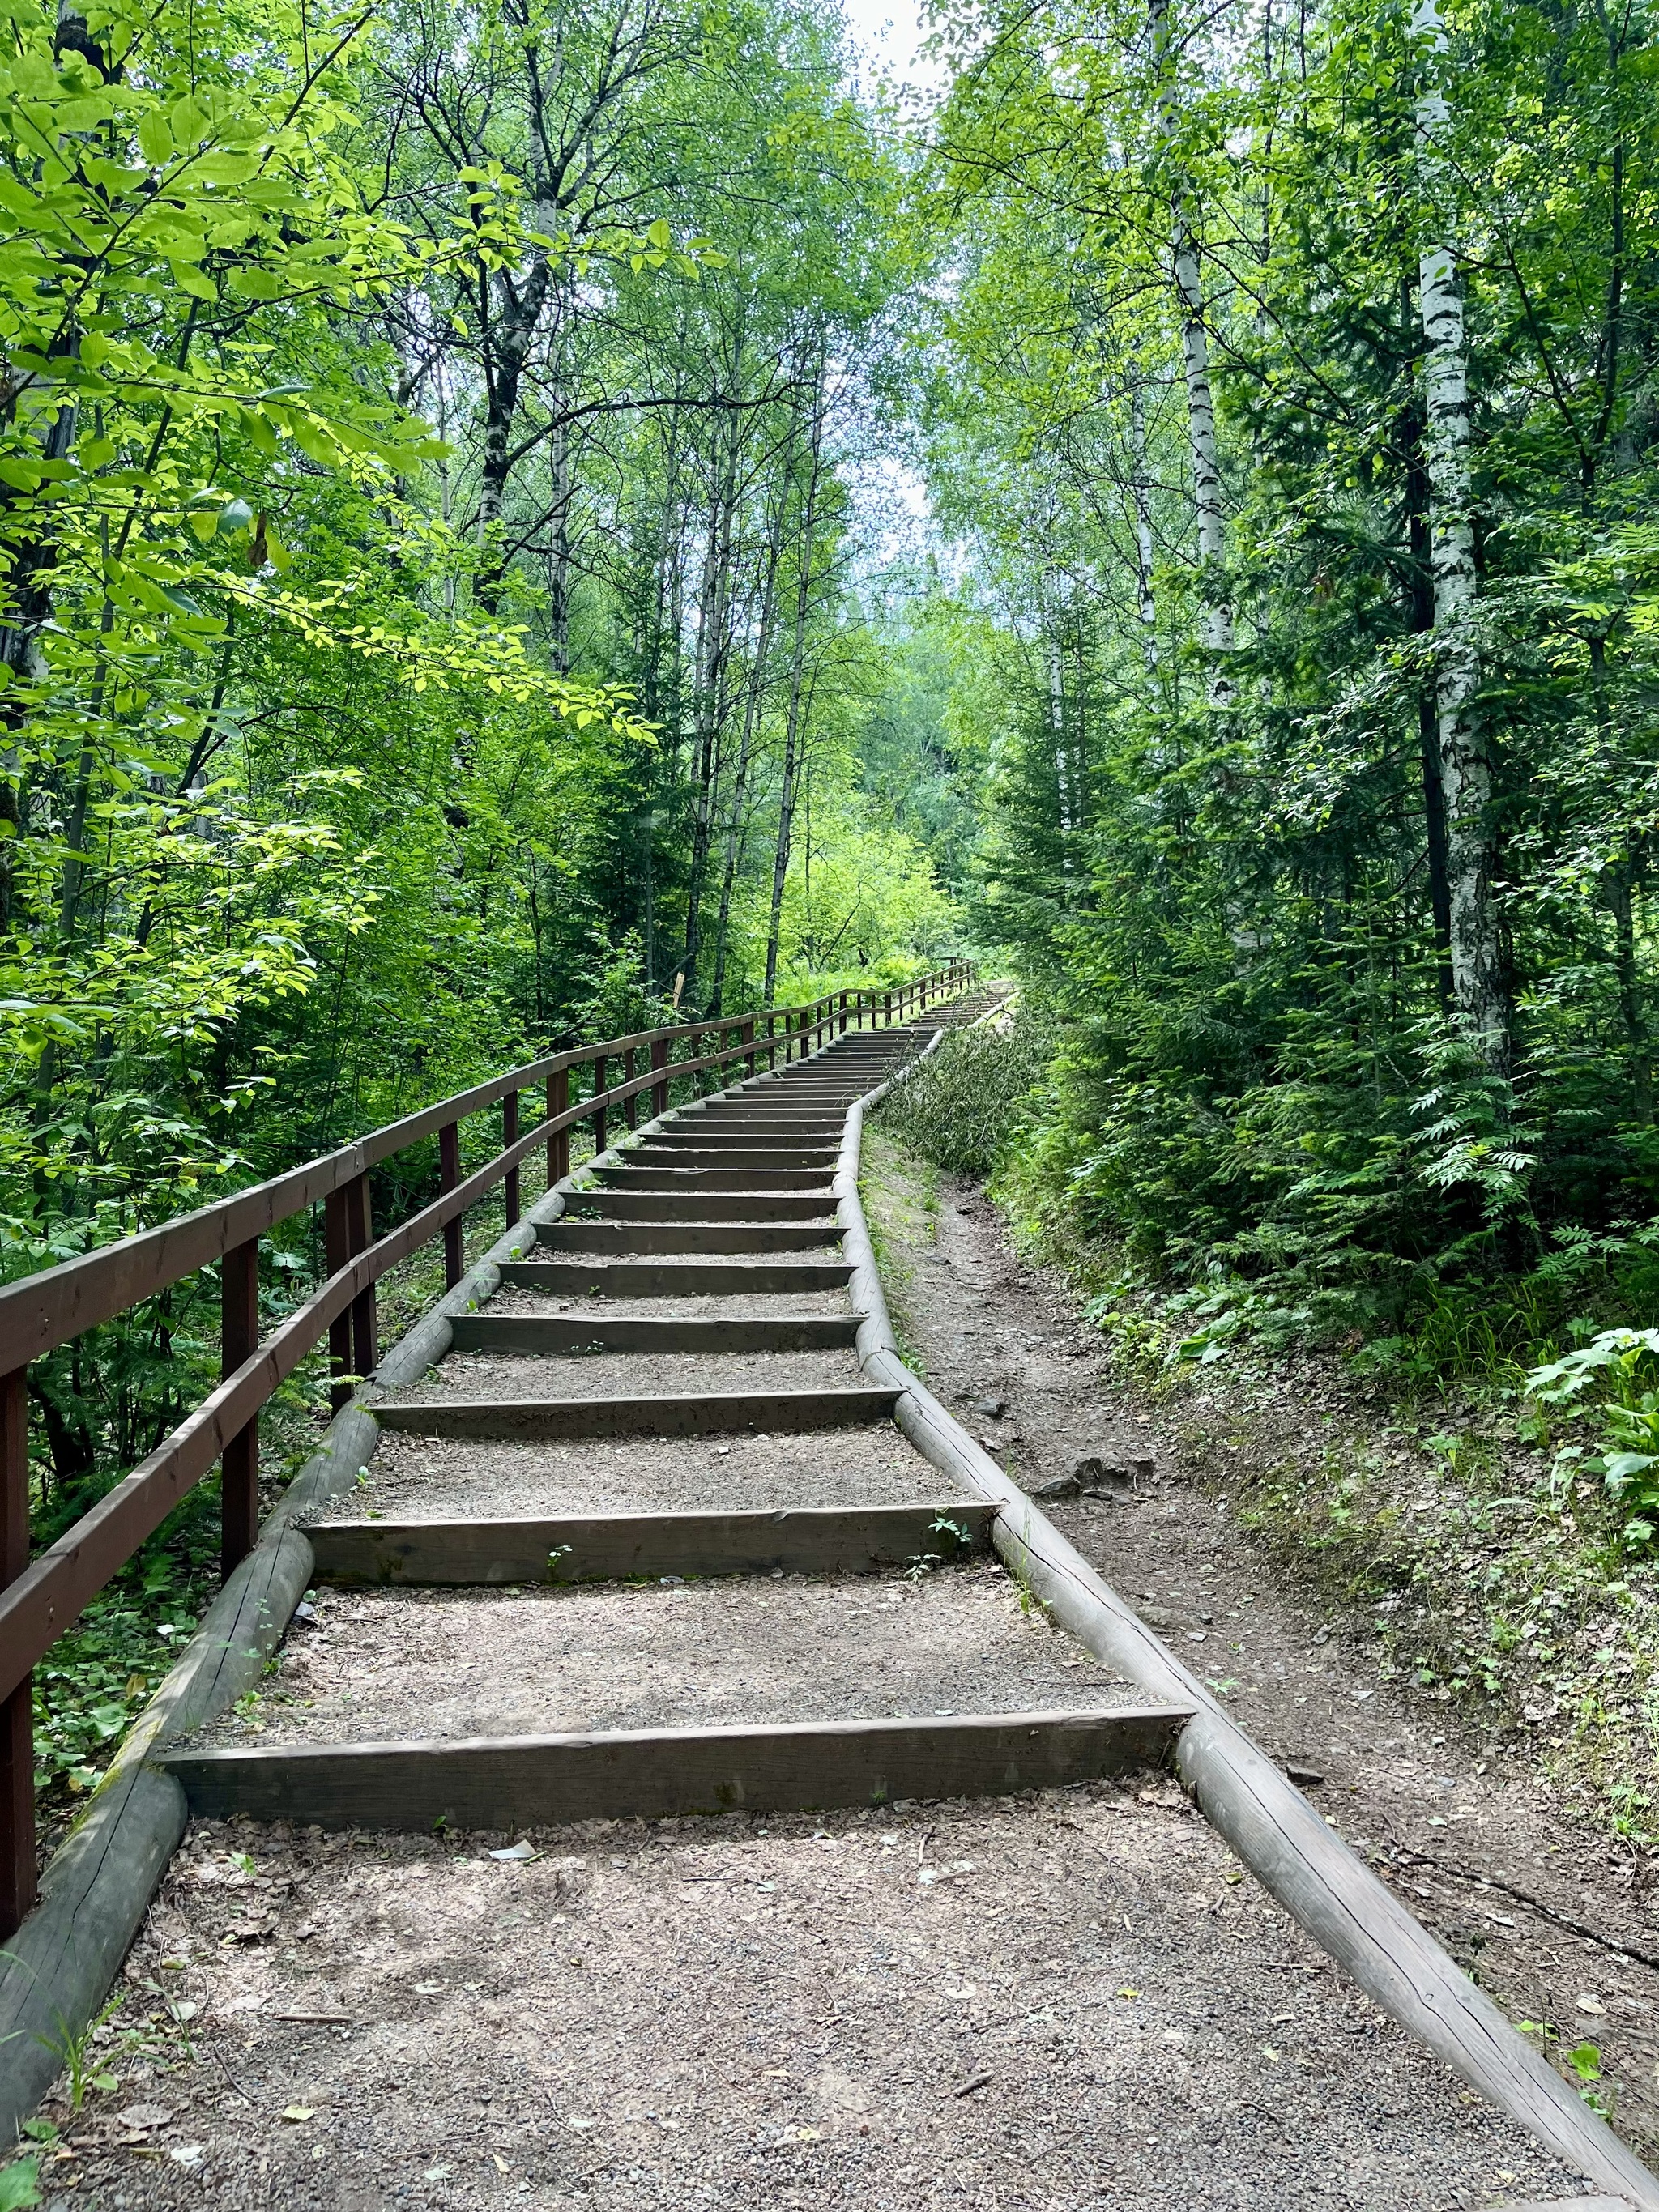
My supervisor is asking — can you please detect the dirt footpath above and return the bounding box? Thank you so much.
[860,1131,1659,2166]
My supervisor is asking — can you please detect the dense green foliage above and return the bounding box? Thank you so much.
[900,0,1659,1385]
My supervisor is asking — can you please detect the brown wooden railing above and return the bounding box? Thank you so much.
[0,958,975,1934]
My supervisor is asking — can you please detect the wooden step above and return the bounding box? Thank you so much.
[646,1123,842,1137]
[602,1167,834,1191]
[308,1501,997,1585]
[622,1146,839,1168]
[159,1705,1191,1829]
[563,1191,834,1221]
[449,1312,860,1355]
[497,1258,853,1295]
[533,1221,839,1255]
[372,1385,898,1439]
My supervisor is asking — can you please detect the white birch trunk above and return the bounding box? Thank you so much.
[1150,0,1235,704]
[1129,377,1159,672]
[1414,0,1507,1072]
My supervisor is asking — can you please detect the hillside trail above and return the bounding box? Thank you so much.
[859,1132,1659,2167]
[33,1009,1580,2212]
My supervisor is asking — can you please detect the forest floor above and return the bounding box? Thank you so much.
[859,1127,1659,2169]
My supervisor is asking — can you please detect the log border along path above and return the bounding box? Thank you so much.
[1,971,1655,2211]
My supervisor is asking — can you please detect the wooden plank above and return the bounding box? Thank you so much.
[308,1501,996,1584]
[371,1386,899,1440]
[448,1314,859,1355]
[604,1168,835,1191]
[565,1192,835,1221]
[159,1705,1192,1830]
[533,1222,839,1256]
[497,1259,853,1296]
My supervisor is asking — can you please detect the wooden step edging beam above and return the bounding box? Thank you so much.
[305,1501,996,1586]
[448,1314,860,1356]
[564,1192,837,1221]
[156,1706,1191,1831]
[832,1054,1659,2212]
[533,1221,841,1255]
[369,1386,900,1441]
[497,1259,854,1295]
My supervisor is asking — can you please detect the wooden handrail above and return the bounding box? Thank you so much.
[0,957,974,1934]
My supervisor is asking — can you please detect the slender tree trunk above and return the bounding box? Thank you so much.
[710,523,781,1015]
[682,436,739,1001]
[764,349,827,1004]
[1128,377,1159,674]
[1398,344,1455,1011]
[1414,0,1507,1073]
[1149,0,1234,703]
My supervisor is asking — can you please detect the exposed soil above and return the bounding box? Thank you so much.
[330,1427,957,1519]
[860,1127,1659,2164]
[35,1788,1579,2212]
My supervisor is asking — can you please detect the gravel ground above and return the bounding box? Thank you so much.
[195,1567,1142,1747]
[37,1788,1581,2211]
[329,1428,957,1519]
[861,1125,1659,2176]
[382,1348,866,1402]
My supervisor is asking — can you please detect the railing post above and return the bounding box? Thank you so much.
[1,1366,36,1940]
[349,1174,376,1380]
[650,1036,669,1118]
[548,1068,570,1187]
[325,1185,352,1411]
[591,1054,608,1153]
[766,1013,778,1072]
[220,1238,259,1579]
[503,1090,520,1226]
[838,990,849,1036]
[741,1016,755,1074]
[624,1047,638,1131]
[440,1122,463,1290]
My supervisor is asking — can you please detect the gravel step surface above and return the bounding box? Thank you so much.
[201,1568,1137,1747]
[331,1428,954,1521]
[64,1788,1580,2210]
[485,1285,855,1319]
[386,1347,867,1402]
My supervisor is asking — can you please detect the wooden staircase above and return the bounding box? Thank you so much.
[158,1019,1184,1838]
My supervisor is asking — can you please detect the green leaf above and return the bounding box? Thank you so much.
[0,2154,41,2210]
[136,109,173,165]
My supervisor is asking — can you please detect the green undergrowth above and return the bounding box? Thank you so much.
[859,1127,937,1378]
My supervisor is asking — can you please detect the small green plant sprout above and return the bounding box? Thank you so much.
[354,1465,371,1488]
[229,1850,256,1876]
[1563,2038,1612,2114]
[24,1995,122,2112]
[902,1550,942,1584]
[1423,1432,1465,1475]
[929,1515,973,1551]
